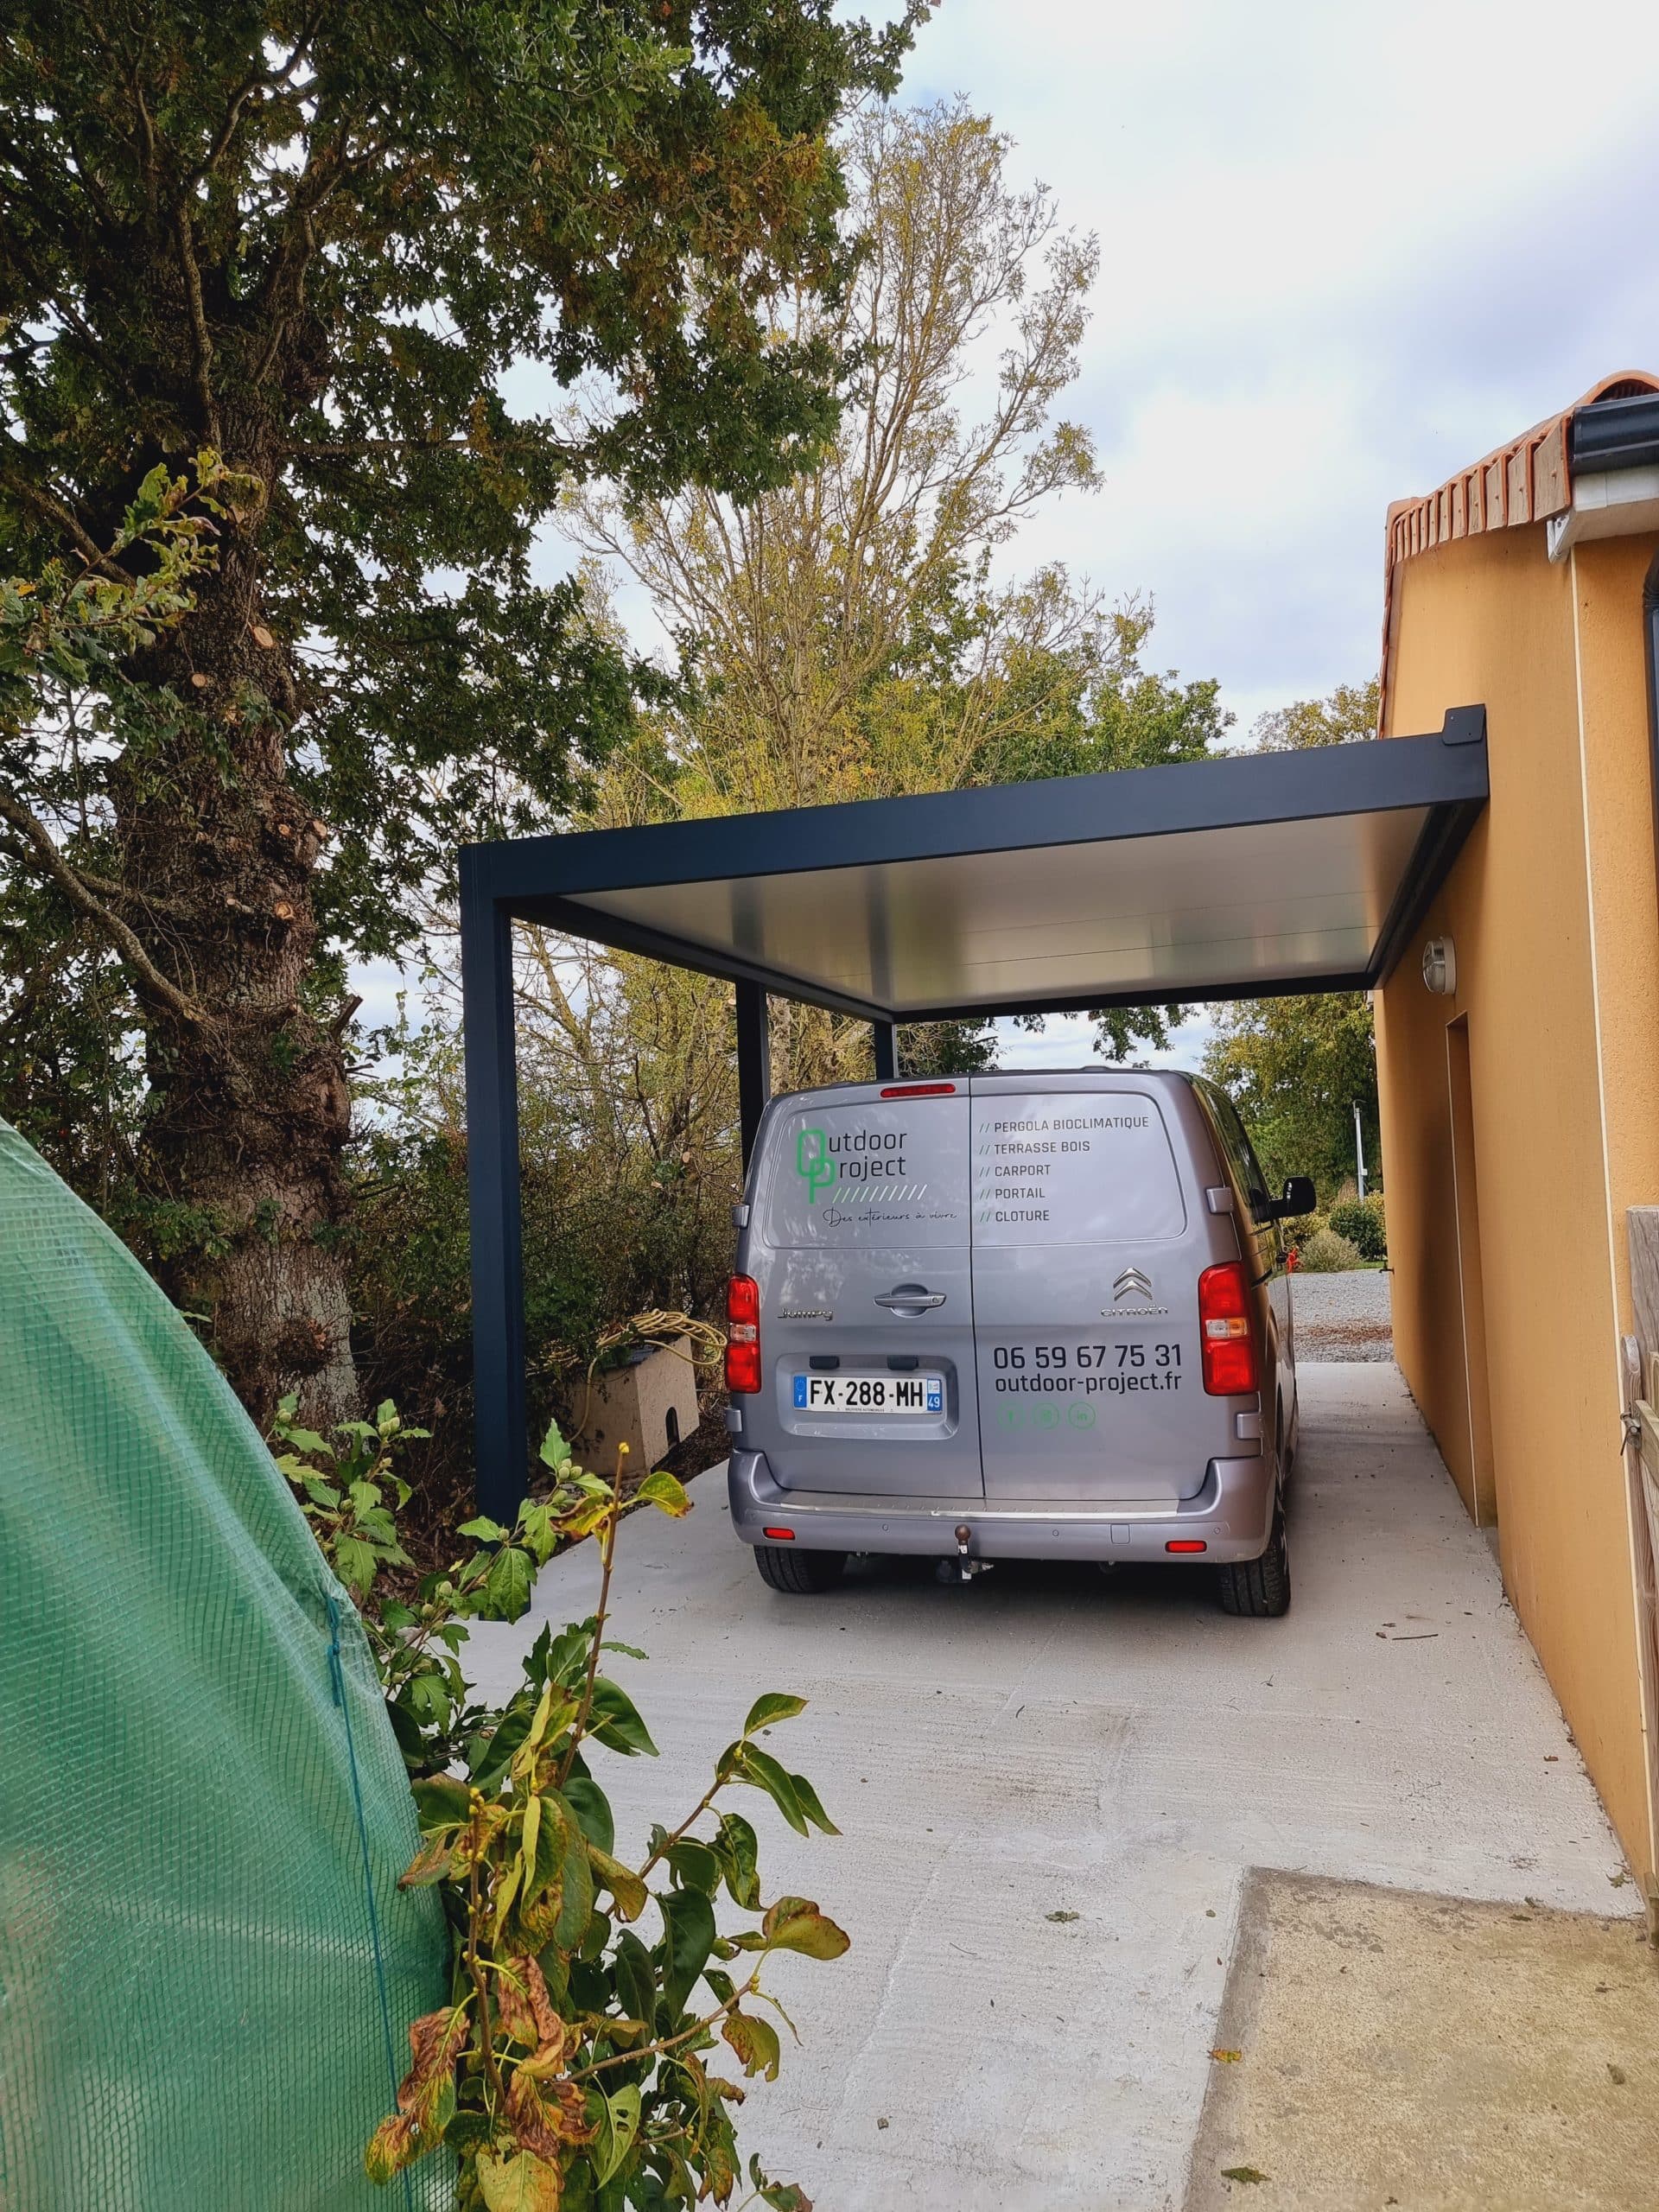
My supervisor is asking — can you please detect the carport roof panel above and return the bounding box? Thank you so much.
[470,717,1486,1022]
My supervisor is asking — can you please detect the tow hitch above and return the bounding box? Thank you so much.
[939,1522,993,1585]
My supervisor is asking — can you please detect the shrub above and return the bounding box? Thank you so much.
[274,1403,839,2209]
[1294,1227,1365,1273]
[1328,1195,1386,1262]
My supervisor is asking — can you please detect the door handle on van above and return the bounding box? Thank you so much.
[875,1287,945,1311]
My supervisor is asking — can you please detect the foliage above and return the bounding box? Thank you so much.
[0,460,243,1201]
[563,102,1230,1090]
[1327,1194,1386,1262]
[278,1405,844,2208]
[1294,1226,1364,1274]
[0,0,925,1424]
[1201,991,1377,1204]
[1252,679,1379,752]
[347,1000,738,1517]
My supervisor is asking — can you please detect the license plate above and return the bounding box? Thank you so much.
[792,1372,944,1415]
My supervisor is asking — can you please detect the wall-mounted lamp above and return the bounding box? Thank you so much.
[1421,937,1457,996]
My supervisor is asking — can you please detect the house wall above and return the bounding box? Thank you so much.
[1376,524,1659,1876]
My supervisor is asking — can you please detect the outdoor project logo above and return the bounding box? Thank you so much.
[796,1126,836,1205]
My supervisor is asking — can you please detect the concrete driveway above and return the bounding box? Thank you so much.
[463,1364,1638,2211]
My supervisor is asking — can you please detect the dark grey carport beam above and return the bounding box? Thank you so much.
[461,705,1487,1514]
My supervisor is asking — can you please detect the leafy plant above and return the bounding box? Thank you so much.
[277,1409,844,2208]
[1327,1195,1386,1262]
[1293,1226,1364,1274]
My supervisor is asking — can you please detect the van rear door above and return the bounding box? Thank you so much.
[969,1077,1214,1503]
[745,1085,983,1497]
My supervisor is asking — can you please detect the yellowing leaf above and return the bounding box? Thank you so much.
[721,2009,782,2081]
[635,1467,690,1516]
[364,2113,418,2183]
[760,1897,849,1960]
[588,1842,647,1921]
[1209,2048,1243,2063]
[477,2148,563,2212]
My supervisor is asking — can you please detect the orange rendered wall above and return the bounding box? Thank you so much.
[1376,524,1659,1877]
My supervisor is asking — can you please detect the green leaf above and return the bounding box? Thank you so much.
[603,1639,649,1662]
[1221,2169,1269,2186]
[730,1744,807,1834]
[743,1693,807,1737]
[443,2109,492,2154]
[480,1543,534,1621]
[666,1839,721,1896]
[634,1468,690,1516]
[613,1928,658,2037]
[563,1771,615,1856]
[721,2010,782,2082]
[457,1515,509,1541]
[658,1887,717,2018]
[785,1769,839,1837]
[586,1677,658,1758]
[593,2083,642,2186]
[715,1813,760,1910]
[332,1535,378,1597]
[539,1419,573,1472]
[760,1896,850,1960]
[468,1702,533,1791]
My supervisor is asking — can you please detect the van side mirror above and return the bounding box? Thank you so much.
[1274,1176,1317,1218]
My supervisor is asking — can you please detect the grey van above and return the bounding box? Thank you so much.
[723,1071,1314,1615]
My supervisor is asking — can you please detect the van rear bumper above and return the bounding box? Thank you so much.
[726,1450,1275,1564]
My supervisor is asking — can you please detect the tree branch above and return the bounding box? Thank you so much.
[0,786,207,1027]
[174,200,222,445]
[0,468,130,580]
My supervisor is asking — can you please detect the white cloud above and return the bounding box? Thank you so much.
[897,0,1659,721]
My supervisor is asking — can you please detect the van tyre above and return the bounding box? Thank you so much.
[753,1544,846,1594]
[1217,1494,1290,1618]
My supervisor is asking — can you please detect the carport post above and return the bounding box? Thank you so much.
[460,855,527,1523]
[735,981,770,1168]
[872,1020,899,1083]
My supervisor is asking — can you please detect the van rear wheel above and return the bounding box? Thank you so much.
[1217,1495,1290,1618]
[753,1543,846,1595]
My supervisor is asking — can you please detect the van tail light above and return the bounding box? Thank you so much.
[725,1274,761,1394]
[880,1082,956,1097]
[1198,1261,1258,1395]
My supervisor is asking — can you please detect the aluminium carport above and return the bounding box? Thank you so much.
[459,705,1488,1519]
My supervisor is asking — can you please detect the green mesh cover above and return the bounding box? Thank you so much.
[0,1121,448,2209]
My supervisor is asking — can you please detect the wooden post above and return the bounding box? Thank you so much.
[1622,1207,1659,1942]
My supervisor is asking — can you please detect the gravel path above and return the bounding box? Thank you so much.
[1292,1266,1393,1361]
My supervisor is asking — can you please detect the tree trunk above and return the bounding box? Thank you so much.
[119,512,358,1431]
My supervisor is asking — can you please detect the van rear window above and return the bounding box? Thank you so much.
[970,1093,1187,1244]
[762,1100,969,1247]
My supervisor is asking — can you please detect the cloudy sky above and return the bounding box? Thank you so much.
[364,0,1659,1074]
[905,0,1659,1069]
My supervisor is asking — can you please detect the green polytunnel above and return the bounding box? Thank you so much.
[0,1118,448,2210]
